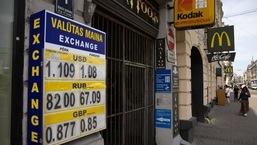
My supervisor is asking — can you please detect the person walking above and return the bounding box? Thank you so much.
[225,85,231,105]
[238,85,251,117]
[233,84,239,101]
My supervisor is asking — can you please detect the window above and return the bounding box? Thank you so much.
[0,0,14,144]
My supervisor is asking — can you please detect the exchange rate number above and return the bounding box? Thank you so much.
[46,61,76,78]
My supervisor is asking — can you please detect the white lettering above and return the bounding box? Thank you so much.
[211,53,231,61]
[58,34,98,51]
[65,36,69,43]
[59,35,64,42]
[70,38,74,45]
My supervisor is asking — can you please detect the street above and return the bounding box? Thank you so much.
[249,90,257,113]
[192,92,257,145]
[249,89,257,96]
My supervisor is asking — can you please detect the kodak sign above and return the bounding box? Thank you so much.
[174,0,215,29]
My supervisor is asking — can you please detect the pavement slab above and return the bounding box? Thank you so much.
[192,94,257,145]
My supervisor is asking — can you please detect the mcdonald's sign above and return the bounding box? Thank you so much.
[207,52,236,62]
[207,26,234,53]
[224,66,233,74]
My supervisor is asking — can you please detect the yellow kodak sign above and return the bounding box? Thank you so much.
[174,0,215,29]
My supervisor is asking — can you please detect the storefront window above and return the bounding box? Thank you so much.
[0,0,14,144]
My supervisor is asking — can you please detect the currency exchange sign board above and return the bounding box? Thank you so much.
[28,10,106,145]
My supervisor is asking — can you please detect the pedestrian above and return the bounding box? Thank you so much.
[238,85,251,117]
[225,85,231,105]
[233,84,239,101]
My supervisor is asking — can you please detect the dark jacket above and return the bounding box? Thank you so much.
[239,91,251,100]
[234,86,239,93]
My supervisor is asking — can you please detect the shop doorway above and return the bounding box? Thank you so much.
[92,10,155,145]
[191,47,205,122]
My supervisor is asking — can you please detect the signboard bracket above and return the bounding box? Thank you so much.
[168,22,174,25]
[167,5,174,26]
[167,5,174,10]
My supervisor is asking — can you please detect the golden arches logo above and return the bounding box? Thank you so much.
[211,32,231,48]
[224,67,233,73]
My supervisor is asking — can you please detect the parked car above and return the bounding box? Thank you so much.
[251,84,257,90]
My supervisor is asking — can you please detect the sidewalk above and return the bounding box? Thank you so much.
[192,93,257,145]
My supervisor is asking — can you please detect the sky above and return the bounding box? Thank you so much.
[221,0,257,76]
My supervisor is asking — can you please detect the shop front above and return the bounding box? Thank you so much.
[0,0,25,145]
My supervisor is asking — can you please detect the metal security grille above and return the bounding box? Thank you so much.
[92,10,155,145]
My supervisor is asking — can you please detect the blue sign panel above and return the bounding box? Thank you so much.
[28,10,45,145]
[45,12,105,55]
[28,10,106,145]
[155,70,172,93]
[155,109,172,128]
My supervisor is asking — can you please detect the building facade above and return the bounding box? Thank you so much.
[176,0,225,138]
[0,0,225,145]
[246,60,257,85]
